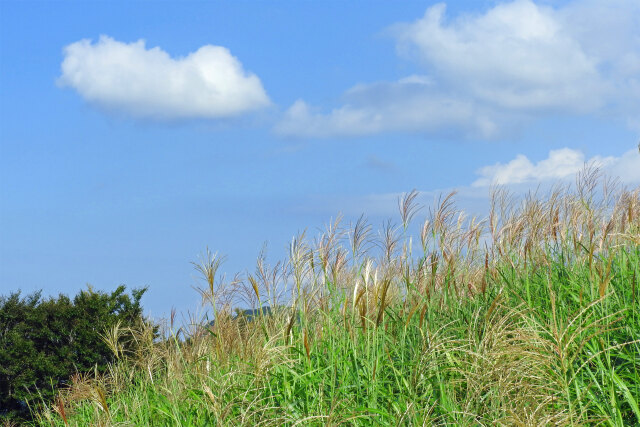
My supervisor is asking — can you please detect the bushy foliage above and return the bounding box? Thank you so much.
[0,285,152,422]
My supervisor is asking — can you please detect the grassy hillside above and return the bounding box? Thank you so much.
[31,171,639,426]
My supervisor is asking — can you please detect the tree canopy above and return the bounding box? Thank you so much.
[0,285,153,422]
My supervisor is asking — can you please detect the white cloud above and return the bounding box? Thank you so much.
[303,148,640,218]
[277,0,640,138]
[59,36,270,120]
[559,0,640,130]
[275,79,502,139]
[394,1,605,112]
[606,148,640,185]
[473,148,639,187]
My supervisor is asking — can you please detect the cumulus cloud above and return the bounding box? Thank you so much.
[473,148,640,187]
[277,0,640,138]
[59,36,270,119]
[394,1,606,113]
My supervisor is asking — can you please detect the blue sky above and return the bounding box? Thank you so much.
[1,0,639,322]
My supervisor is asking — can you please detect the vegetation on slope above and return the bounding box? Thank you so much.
[23,169,640,426]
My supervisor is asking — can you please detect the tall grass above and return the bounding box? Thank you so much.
[34,168,639,426]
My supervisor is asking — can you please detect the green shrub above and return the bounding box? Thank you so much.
[0,285,153,422]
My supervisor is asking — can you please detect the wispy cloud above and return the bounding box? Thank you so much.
[274,80,501,139]
[59,36,271,120]
[277,0,640,138]
[365,154,397,173]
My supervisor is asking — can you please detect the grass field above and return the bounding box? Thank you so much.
[31,169,640,426]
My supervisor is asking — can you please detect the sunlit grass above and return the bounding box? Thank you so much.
[33,168,639,426]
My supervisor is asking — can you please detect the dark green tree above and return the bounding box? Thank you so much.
[0,285,154,422]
